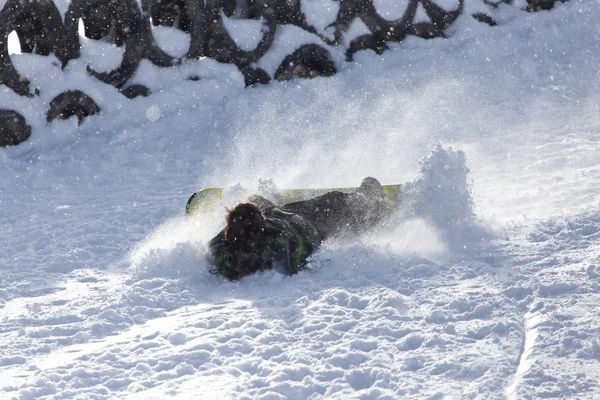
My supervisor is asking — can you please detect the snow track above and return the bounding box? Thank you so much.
[505,211,600,399]
[506,311,541,400]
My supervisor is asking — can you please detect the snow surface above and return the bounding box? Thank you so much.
[2,0,600,399]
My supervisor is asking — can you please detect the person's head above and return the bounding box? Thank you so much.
[224,202,267,268]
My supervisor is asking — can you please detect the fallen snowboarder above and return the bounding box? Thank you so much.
[208,177,395,280]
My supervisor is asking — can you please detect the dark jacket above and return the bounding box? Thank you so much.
[208,207,322,280]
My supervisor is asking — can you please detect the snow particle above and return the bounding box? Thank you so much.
[146,106,161,122]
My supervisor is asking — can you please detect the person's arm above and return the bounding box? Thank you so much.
[207,232,238,280]
[284,233,317,274]
[269,214,321,275]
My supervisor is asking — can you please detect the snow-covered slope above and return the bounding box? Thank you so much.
[1,1,599,398]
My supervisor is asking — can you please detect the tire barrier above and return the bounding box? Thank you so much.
[204,0,277,65]
[150,0,193,32]
[342,0,420,61]
[120,84,153,98]
[0,109,31,147]
[0,0,66,97]
[0,0,569,146]
[239,65,271,87]
[142,0,207,63]
[275,44,336,81]
[525,0,566,11]
[408,0,463,39]
[472,12,497,26]
[46,90,101,125]
[63,0,146,88]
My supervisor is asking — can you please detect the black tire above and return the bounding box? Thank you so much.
[268,0,321,36]
[80,1,126,45]
[11,0,67,59]
[63,0,145,88]
[525,0,560,11]
[0,43,32,97]
[275,44,336,81]
[239,65,270,87]
[141,0,208,65]
[472,12,497,26]
[0,0,65,96]
[149,0,192,31]
[345,34,388,62]
[484,0,510,8]
[328,0,418,46]
[0,109,31,147]
[120,84,152,98]
[407,0,463,39]
[204,0,277,65]
[46,90,101,125]
[326,0,360,45]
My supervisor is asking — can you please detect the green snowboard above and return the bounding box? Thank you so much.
[185,184,402,216]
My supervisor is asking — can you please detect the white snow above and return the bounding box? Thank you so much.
[221,13,268,52]
[2,0,600,399]
[301,0,339,33]
[373,0,413,20]
[150,26,192,59]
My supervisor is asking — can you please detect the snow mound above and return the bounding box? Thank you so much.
[128,217,218,281]
[400,144,493,250]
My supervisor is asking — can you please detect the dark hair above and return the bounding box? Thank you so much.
[224,203,267,253]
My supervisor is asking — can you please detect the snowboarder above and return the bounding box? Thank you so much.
[208,177,393,280]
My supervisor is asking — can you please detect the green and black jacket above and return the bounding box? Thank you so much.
[208,208,322,281]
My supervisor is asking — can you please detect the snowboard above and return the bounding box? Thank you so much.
[185,184,402,216]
